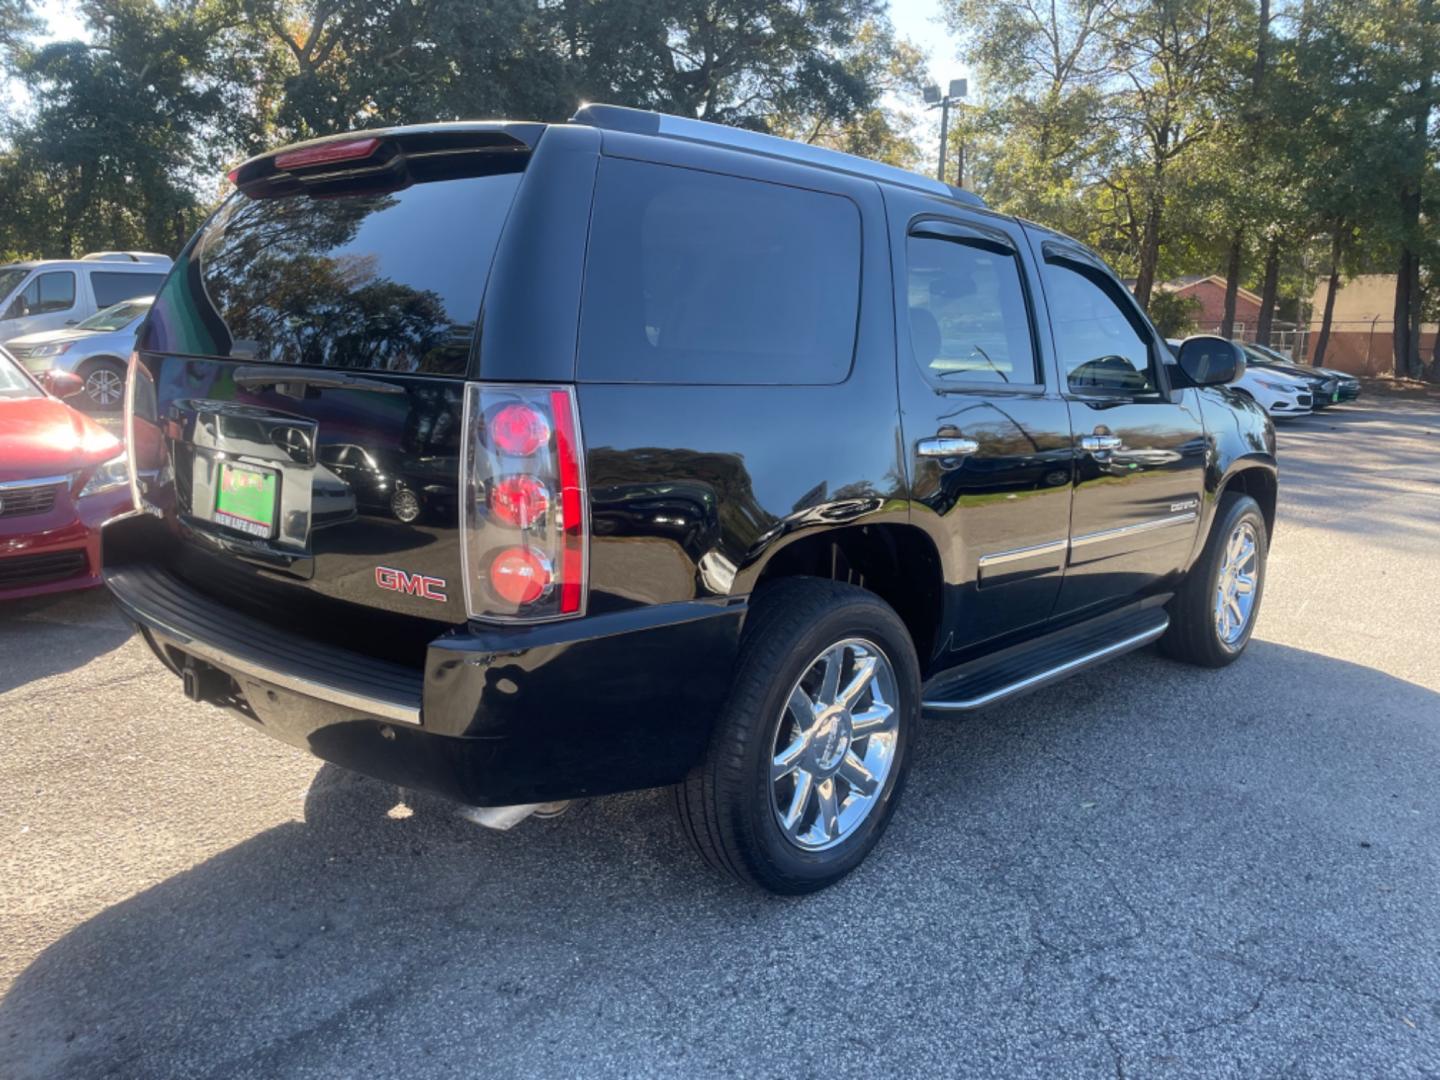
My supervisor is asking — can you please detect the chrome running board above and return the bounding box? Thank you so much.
[922,612,1169,714]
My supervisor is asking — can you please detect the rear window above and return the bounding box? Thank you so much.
[141,172,523,375]
[91,271,166,308]
[578,158,861,385]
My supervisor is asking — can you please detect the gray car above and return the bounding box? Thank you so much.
[5,297,151,411]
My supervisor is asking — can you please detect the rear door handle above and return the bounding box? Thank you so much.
[917,437,980,458]
[1079,435,1123,452]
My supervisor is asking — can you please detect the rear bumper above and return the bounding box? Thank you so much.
[106,562,745,805]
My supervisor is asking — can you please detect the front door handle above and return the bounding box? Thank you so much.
[1079,435,1123,452]
[917,436,980,458]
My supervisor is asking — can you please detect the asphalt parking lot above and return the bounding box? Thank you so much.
[2,397,1439,1079]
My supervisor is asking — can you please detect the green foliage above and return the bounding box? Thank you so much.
[944,0,1438,367]
[1147,290,1203,337]
[0,0,921,258]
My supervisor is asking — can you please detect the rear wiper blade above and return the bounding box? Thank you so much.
[232,366,406,395]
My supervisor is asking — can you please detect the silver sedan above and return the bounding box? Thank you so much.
[5,297,151,411]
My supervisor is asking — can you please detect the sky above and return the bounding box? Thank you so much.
[14,0,970,174]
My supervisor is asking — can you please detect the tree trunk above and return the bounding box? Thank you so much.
[1220,228,1243,338]
[1253,0,1270,95]
[1312,225,1343,368]
[1393,249,1413,378]
[1393,48,1432,379]
[1407,253,1424,381]
[1256,236,1280,346]
[1134,195,1164,309]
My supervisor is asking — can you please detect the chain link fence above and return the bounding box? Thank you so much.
[1187,318,1438,375]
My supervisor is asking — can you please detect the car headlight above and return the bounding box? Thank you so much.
[1255,378,1297,392]
[26,341,73,359]
[79,452,129,498]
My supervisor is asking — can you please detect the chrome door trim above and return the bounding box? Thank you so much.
[1069,510,1197,549]
[977,538,1069,568]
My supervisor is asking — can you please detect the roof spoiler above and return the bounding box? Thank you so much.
[227,123,545,199]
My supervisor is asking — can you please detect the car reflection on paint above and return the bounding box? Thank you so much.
[318,443,458,526]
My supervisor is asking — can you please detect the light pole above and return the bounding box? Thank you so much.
[923,79,967,185]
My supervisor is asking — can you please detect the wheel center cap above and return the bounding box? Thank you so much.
[812,708,851,773]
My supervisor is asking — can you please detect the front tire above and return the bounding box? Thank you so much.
[1161,492,1268,667]
[674,578,920,894]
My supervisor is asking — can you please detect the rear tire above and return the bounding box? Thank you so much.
[77,357,126,412]
[1161,492,1268,668]
[674,578,920,894]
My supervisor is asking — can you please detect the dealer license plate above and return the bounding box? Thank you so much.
[214,462,279,538]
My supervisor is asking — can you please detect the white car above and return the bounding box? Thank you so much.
[0,252,170,343]
[1167,338,1312,418]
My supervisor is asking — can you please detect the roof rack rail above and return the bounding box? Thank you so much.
[80,251,173,264]
[571,103,985,208]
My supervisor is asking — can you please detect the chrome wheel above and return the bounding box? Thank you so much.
[85,366,124,408]
[390,487,421,523]
[769,638,899,851]
[1214,521,1259,647]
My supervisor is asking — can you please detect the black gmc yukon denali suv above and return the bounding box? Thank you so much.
[106,105,1277,894]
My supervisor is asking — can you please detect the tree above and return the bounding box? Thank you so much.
[0,0,257,258]
[1100,0,1250,309]
[941,0,1115,234]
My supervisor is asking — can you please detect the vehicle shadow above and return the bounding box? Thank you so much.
[3,641,1439,1078]
[0,590,134,694]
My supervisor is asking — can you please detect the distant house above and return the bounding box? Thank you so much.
[1158,275,1263,335]
[1304,274,1437,375]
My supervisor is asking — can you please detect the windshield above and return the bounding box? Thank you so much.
[77,299,151,332]
[0,347,41,399]
[0,266,30,302]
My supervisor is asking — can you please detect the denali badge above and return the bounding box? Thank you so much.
[375,565,447,602]
[1170,498,1199,513]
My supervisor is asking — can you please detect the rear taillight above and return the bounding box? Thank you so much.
[461,384,588,622]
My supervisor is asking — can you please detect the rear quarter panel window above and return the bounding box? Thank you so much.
[90,271,166,308]
[141,172,523,375]
[578,158,861,385]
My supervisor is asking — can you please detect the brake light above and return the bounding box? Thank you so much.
[275,137,381,172]
[461,384,588,622]
[489,403,551,456]
[490,547,552,606]
[489,475,549,528]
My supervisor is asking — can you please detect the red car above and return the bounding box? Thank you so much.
[0,346,133,599]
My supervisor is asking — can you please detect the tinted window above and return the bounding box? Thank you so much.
[91,271,165,308]
[906,232,1037,384]
[9,271,76,318]
[1042,259,1158,393]
[579,159,861,385]
[142,171,523,374]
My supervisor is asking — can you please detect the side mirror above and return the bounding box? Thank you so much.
[41,369,86,399]
[1176,336,1245,387]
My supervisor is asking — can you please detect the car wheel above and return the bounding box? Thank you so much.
[390,486,422,523]
[78,358,126,412]
[1160,492,1268,668]
[674,578,919,894]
